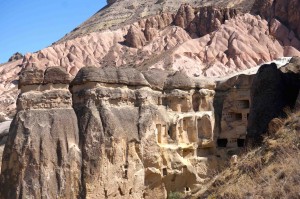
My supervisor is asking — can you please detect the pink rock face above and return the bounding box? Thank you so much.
[174,4,195,29]
[153,14,300,77]
[0,59,22,117]
[22,25,191,74]
[125,25,147,48]
[16,6,300,79]
[124,13,174,48]
[1,3,300,118]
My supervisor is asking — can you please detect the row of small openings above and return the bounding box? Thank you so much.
[217,139,245,147]
[223,112,243,121]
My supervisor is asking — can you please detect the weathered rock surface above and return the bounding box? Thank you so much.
[167,13,300,77]
[217,74,253,151]
[1,66,218,198]
[59,0,255,42]
[124,25,147,48]
[0,68,81,199]
[0,59,22,118]
[1,0,300,198]
[16,12,299,80]
[1,56,299,198]
[71,66,216,198]
[247,59,300,144]
[174,5,238,38]
[211,57,294,156]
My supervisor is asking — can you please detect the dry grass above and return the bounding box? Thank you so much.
[194,111,300,199]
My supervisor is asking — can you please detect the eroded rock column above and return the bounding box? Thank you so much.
[0,67,81,199]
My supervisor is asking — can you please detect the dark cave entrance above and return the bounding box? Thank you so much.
[217,139,228,147]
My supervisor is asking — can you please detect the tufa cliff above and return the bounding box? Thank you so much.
[0,67,81,198]
[0,0,300,198]
[0,56,299,198]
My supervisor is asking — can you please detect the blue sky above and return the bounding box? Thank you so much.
[0,0,107,63]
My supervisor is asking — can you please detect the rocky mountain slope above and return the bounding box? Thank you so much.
[0,0,299,198]
[58,0,255,42]
[0,0,300,119]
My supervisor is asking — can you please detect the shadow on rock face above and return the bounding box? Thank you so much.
[246,61,300,146]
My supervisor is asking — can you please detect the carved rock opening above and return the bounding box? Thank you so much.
[162,168,167,176]
[224,112,243,121]
[236,100,250,109]
[217,139,228,147]
[192,92,201,111]
[237,139,245,147]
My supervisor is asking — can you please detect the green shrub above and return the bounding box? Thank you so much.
[168,191,182,199]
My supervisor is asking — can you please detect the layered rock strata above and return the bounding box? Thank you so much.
[60,0,254,42]
[0,67,82,199]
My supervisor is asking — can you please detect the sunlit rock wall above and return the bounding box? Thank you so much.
[70,67,216,198]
